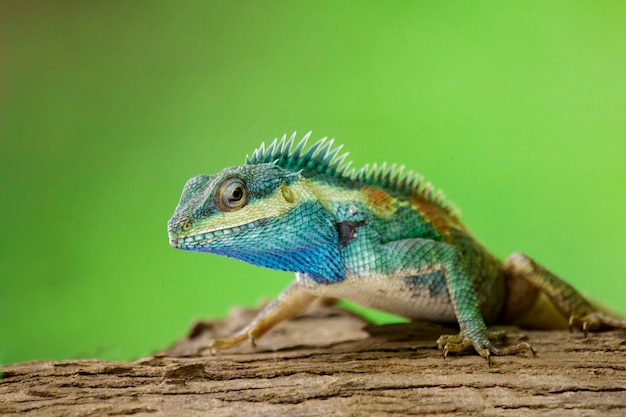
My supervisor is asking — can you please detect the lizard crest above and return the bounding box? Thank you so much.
[246,131,459,220]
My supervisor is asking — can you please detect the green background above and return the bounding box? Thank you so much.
[1,1,625,365]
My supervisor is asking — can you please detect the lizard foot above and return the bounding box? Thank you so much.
[195,331,256,356]
[569,312,626,338]
[437,330,534,365]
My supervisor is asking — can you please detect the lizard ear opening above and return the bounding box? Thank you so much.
[280,185,296,204]
[213,177,250,212]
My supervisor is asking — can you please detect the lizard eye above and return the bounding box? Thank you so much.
[214,177,249,212]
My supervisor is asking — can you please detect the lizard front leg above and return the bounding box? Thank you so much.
[381,239,533,362]
[201,281,317,354]
[503,252,626,336]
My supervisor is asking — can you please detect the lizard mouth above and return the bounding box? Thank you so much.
[170,218,267,249]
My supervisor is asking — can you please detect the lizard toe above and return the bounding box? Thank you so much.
[569,312,626,337]
[196,331,255,356]
[437,330,534,363]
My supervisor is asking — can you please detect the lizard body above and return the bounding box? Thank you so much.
[168,132,626,361]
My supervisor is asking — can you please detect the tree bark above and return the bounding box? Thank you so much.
[2,304,625,416]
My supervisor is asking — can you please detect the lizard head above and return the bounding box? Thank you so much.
[167,155,342,279]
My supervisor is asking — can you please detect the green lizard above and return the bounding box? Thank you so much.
[167,132,626,362]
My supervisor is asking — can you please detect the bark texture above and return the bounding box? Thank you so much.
[2,304,626,416]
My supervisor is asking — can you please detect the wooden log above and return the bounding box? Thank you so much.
[2,304,625,416]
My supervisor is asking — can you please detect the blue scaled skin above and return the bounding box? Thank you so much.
[168,132,626,362]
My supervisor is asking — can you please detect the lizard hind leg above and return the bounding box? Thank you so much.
[502,252,626,336]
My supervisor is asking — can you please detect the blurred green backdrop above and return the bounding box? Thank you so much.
[1,1,625,365]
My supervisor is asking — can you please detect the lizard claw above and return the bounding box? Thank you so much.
[483,349,491,367]
[568,312,626,338]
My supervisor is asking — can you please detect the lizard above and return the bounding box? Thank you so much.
[167,131,626,362]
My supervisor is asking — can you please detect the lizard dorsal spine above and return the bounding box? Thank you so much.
[245,131,459,220]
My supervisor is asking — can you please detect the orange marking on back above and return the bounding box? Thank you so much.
[361,186,397,218]
[410,195,456,241]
